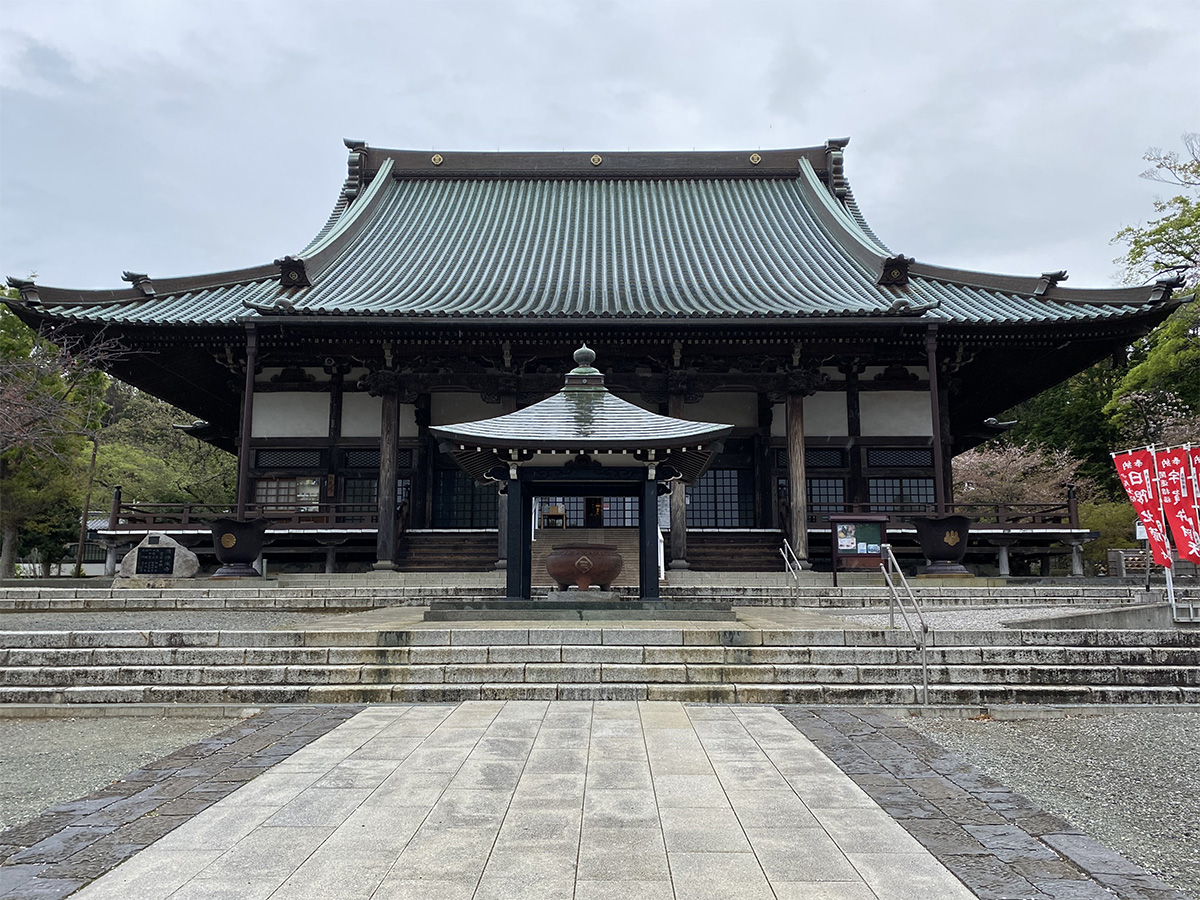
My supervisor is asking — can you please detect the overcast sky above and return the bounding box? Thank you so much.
[2,0,1196,292]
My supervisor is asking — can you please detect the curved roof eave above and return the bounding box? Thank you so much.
[430,391,733,451]
[3,141,1180,328]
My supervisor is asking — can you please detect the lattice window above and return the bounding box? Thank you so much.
[433,469,498,528]
[343,449,380,469]
[254,478,298,506]
[397,449,413,468]
[541,497,586,527]
[806,478,845,516]
[343,478,377,505]
[867,448,934,468]
[687,469,754,528]
[775,449,847,469]
[254,477,321,511]
[603,497,639,527]
[806,449,847,469]
[868,477,935,511]
[255,449,323,469]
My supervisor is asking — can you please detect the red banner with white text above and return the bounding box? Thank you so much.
[1112,448,1173,568]
[1155,446,1200,564]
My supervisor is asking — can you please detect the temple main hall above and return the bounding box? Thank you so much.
[5,140,1182,577]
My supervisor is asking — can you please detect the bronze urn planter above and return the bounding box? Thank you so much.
[912,515,972,575]
[546,544,623,590]
[210,518,270,577]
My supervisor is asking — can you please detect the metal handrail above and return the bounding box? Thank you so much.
[879,543,929,705]
[780,538,803,599]
[657,528,666,582]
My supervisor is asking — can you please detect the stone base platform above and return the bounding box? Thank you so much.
[423,599,737,621]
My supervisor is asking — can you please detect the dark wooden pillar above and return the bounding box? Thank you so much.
[414,396,431,527]
[497,391,517,567]
[640,475,660,599]
[374,390,400,570]
[505,475,527,600]
[925,328,947,515]
[786,392,808,560]
[667,393,688,569]
[235,324,257,520]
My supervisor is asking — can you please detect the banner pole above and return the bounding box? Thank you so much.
[1149,445,1178,620]
[1188,443,1200,546]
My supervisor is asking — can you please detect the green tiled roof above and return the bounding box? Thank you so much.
[7,143,1179,328]
[431,347,731,482]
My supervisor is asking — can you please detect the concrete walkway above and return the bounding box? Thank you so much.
[71,701,973,900]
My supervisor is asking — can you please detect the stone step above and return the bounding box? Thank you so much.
[0,682,1194,706]
[2,661,1196,690]
[3,627,1199,650]
[5,584,1187,605]
[2,643,1195,667]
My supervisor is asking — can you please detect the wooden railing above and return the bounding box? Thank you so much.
[107,501,381,529]
[805,500,1078,528]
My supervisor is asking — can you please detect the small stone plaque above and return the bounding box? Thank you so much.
[135,546,176,575]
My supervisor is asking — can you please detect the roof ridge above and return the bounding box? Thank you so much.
[299,140,369,254]
[839,180,892,255]
[363,146,831,181]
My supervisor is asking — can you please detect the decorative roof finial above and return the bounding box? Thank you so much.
[564,343,604,389]
[573,343,596,368]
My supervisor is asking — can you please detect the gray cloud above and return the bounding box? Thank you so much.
[2,0,1195,289]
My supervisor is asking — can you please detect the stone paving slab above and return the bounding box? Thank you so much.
[0,707,362,900]
[779,707,1192,900]
[65,701,977,900]
[3,702,1191,899]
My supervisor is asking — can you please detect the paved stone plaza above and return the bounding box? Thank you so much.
[1,701,1193,899]
[69,702,974,900]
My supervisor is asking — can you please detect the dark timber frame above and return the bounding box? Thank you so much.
[430,347,730,599]
[503,470,660,600]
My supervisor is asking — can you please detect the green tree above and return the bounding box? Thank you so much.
[987,134,1200,509]
[1,302,111,577]
[1107,133,1200,444]
[96,382,236,505]
[2,300,237,577]
[1001,361,1126,496]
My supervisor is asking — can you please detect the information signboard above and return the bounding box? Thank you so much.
[829,514,889,586]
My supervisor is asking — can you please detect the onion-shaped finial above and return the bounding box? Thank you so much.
[573,343,596,367]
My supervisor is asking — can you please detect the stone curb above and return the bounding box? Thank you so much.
[0,705,363,900]
[778,706,1191,900]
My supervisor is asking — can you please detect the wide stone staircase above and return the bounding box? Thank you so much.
[686,531,783,571]
[392,528,644,584]
[1,622,1196,708]
[393,530,498,572]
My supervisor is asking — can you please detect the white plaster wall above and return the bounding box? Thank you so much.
[252,393,330,438]
[432,393,500,426]
[769,393,848,437]
[804,393,848,436]
[398,404,418,438]
[341,393,382,437]
[686,392,758,427]
[859,391,933,436]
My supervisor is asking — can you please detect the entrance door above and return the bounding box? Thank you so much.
[584,497,604,528]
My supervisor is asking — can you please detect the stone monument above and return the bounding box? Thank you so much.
[115,533,199,587]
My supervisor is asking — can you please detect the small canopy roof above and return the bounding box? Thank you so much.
[430,346,732,482]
